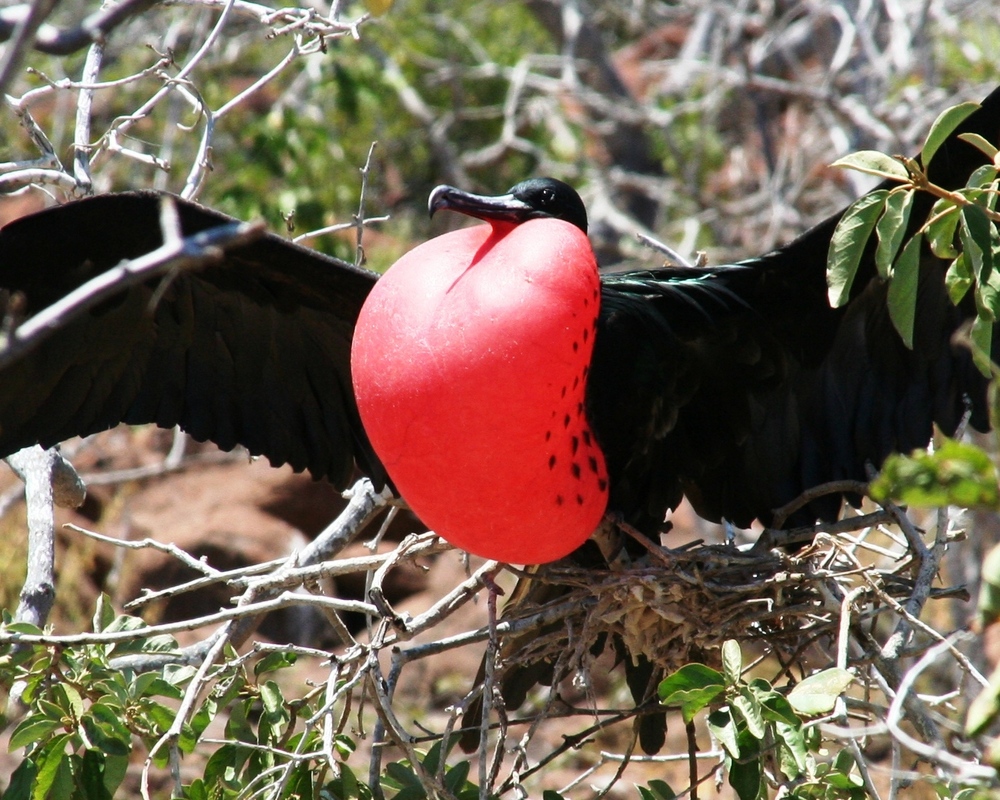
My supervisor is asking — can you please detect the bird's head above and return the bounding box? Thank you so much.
[428,177,588,233]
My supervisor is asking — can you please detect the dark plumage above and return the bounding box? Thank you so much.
[0,195,383,490]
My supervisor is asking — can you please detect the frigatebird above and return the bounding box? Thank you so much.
[1,84,999,755]
[2,89,997,562]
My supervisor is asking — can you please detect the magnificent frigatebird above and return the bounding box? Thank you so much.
[1,84,999,756]
[1,89,998,566]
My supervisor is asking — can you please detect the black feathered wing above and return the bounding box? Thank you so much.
[590,86,1000,531]
[0,192,383,489]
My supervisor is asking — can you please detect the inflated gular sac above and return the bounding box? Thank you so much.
[351,218,608,563]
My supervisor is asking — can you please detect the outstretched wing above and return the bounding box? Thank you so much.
[591,85,1000,530]
[0,192,383,489]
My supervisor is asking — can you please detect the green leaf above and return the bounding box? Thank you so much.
[961,203,995,284]
[775,720,808,779]
[203,742,247,788]
[708,708,741,758]
[420,740,444,774]
[3,758,37,800]
[970,313,994,378]
[977,278,1000,338]
[32,733,74,800]
[722,640,742,686]
[833,748,860,776]
[886,233,922,348]
[748,680,801,727]
[80,749,113,800]
[3,622,44,636]
[786,668,854,716]
[831,151,909,181]
[945,253,973,304]
[966,662,1000,736]
[959,132,1000,161]
[927,200,960,258]
[82,703,131,756]
[225,698,255,744]
[131,673,182,700]
[99,753,128,798]
[967,164,1000,192]
[185,779,210,800]
[658,663,726,722]
[53,683,84,721]
[869,438,1000,508]
[103,614,149,634]
[145,701,180,734]
[875,189,915,279]
[335,733,357,760]
[334,763,363,800]
[254,650,297,677]
[444,759,470,793]
[92,594,115,634]
[638,780,676,800]
[921,101,980,167]
[978,544,1000,627]
[827,190,888,307]
[50,753,76,800]
[728,746,762,800]
[8,714,62,751]
[163,664,197,687]
[140,634,181,653]
[384,761,421,788]
[732,689,766,739]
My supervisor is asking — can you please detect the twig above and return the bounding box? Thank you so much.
[0,0,61,99]
[0,0,159,57]
[66,523,222,577]
[354,141,377,266]
[71,39,103,193]
[395,560,498,638]
[636,231,695,267]
[6,446,85,630]
[0,591,380,647]
[3,445,84,712]
[769,479,870,529]
[294,478,395,565]
[886,634,996,783]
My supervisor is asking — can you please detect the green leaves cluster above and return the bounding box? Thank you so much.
[658,640,859,800]
[827,101,1000,375]
[0,594,492,799]
[381,740,480,800]
[869,437,1000,509]
[2,596,188,800]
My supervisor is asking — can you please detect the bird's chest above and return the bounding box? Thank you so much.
[352,221,609,563]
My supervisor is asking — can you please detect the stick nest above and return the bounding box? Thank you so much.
[494,530,929,679]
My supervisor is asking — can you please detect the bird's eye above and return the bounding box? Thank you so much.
[541,189,555,205]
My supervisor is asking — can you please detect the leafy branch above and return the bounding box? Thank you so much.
[827,100,1000,373]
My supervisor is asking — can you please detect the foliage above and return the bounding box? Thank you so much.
[827,100,1000,373]
[658,640,862,800]
[0,596,486,800]
[869,438,1000,509]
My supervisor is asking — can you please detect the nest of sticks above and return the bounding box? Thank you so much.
[482,509,964,697]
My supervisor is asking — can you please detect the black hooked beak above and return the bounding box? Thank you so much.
[428,185,535,225]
